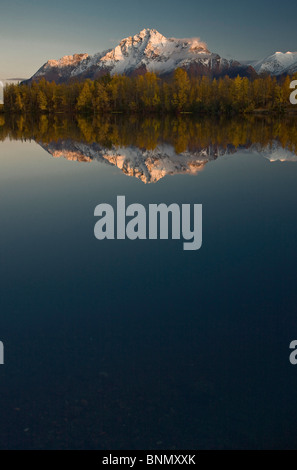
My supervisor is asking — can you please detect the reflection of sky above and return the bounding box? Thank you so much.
[1,139,297,340]
[1,139,297,448]
[1,0,297,77]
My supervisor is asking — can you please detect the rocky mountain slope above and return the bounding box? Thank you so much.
[251,51,297,75]
[25,28,255,84]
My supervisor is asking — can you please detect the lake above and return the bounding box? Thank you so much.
[0,114,297,449]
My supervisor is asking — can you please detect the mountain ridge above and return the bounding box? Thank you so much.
[25,28,256,84]
[251,51,297,75]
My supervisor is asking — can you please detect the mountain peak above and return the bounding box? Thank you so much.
[136,28,165,39]
[253,50,297,75]
[25,29,255,84]
[138,28,161,36]
[118,28,167,49]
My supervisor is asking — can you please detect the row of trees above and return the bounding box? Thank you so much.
[3,69,297,114]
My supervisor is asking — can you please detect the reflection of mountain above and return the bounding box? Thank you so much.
[40,140,222,183]
[250,142,297,162]
[2,115,297,182]
[39,139,297,183]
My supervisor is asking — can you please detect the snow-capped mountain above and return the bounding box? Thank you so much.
[25,28,255,84]
[252,51,297,76]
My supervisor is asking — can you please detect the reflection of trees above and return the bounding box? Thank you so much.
[1,114,297,155]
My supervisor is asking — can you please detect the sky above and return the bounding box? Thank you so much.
[1,0,297,78]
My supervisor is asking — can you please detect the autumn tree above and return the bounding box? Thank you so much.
[76,80,94,112]
[172,68,190,111]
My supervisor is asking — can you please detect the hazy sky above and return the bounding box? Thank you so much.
[1,0,296,78]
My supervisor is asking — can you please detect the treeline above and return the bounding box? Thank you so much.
[1,114,297,156]
[3,69,297,114]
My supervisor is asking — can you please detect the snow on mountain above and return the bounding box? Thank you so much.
[252,51,297,76]
[33,53,94,83]
[85,29,211,77]
[25,28,254,84]
[284,59,297,75]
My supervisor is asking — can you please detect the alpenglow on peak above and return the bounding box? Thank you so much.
[25,28,255,84]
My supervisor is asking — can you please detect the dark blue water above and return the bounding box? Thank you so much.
[0,118,297,449]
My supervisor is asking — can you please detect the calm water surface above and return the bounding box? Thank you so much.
[0,115,297,449]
